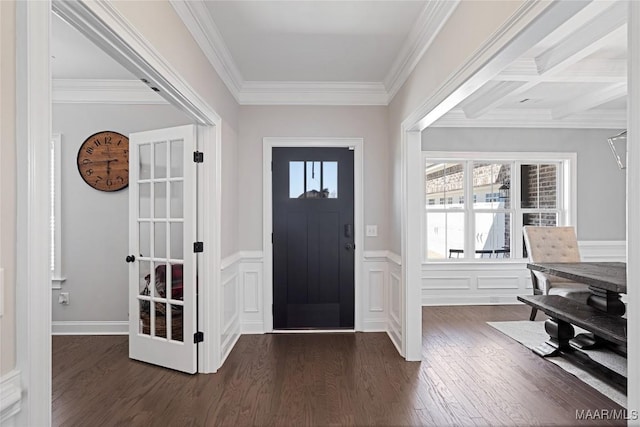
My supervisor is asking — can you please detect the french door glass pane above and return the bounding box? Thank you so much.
[139,221,150,258]
[154,222,167,259]
[154,141,168,179]
[426,212,464,259]
[170,182,184,218]
[154,182,167,218]
[139,144,151,180]
[473,163,511,209]
[139,183,150,218]
[170,223,183,260]
[139,261,151,296]
[170,139,184,178]
[475,213,511,258]
[425,162,464,209]
[170,305,184,342]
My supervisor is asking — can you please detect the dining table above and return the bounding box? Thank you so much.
[527,261,626,315]
[526,261,626,350]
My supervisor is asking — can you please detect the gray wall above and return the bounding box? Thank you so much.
[238,105,390,251]
[52,103,191,322]
[422,127,626,241]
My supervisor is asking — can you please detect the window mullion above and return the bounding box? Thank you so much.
[464,161,474,259]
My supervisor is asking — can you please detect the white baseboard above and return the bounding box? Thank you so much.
[51,321,128,335]
[0,370,22,425]
[360,320,387,332]
[241,321,264,334]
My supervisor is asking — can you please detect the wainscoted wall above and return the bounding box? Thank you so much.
[0,370,21,426]
[220,254,242,364]
[386,253,402,354]
[224,251,400,340]
[421,241,626,306]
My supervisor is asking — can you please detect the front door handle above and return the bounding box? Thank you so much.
[345,243,354,251]
[125,255,136,263]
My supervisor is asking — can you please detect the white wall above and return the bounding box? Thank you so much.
[238,105,390,251]
[0,0,17,376]
[52,103,191,325]
[388,0,526,253]
[422,127,627,241]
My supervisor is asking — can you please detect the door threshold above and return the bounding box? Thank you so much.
[270,329,356,334]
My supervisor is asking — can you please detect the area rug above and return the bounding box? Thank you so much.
[487,320,627,408]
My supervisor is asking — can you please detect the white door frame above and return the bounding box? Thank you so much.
[262,138,364,332]
[626,0,640,414]
[398,0,604,361]
[16,1,223,423]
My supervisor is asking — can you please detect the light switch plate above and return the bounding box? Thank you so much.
[366,225,378,237]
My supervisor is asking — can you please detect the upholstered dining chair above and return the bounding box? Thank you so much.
[523,226,591,321]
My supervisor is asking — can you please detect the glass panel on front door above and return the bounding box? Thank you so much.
[289,160,338,199]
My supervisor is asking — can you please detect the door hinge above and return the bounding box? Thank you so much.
[194,331,204,343]
[271,233,273,244]
[271,161,273,171]
[193,151,204,163]
[272,304,274,315]
[193,242,204,253]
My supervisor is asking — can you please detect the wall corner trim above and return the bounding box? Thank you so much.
[0,370,22,423]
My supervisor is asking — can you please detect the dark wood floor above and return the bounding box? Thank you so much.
[52,305,625,426]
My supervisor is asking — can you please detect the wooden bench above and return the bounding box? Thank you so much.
[518,294,627,391]
[518,294,627,349]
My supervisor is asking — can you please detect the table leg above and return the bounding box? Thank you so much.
[533,318,575,357]
[587,287,626,315]
[570,287,626,350]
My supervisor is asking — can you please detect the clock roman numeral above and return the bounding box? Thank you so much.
[86,147,94,155]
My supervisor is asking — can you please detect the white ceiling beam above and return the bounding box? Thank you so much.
[552,82,627,119]
[463,20,627,119]
[434,108,626,129]
[462,81,527,118]
[535,1,627,74]
[497,58,626,83]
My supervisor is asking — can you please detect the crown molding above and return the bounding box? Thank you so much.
[169,0,243,101]
[52,79,168,104]
[383,0,460,101]
[239,81,388,106]
[170,0,458,106]
[433,108,626,129]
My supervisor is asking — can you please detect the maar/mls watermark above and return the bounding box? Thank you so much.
[576,409,639,421]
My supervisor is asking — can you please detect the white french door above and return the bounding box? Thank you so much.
[128,125,198,373]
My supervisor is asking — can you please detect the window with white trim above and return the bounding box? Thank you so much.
[422,152,574,262]
[51,134,64,287]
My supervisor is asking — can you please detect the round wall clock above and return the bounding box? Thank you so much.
[77,131,129,192]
